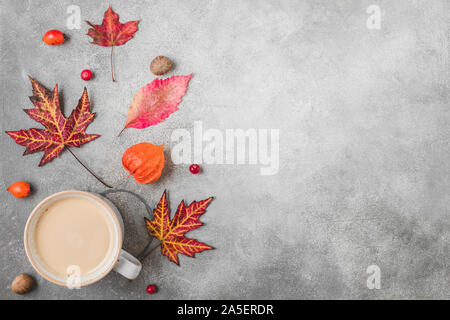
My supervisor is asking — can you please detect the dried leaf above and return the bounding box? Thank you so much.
[86,6,139,47]
[86,6,139,81]
[120,74,192,135]
[6,77,99,166]
[145,191,214,264]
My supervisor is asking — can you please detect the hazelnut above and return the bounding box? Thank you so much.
[150,56,172,75]
[11,273,35,295]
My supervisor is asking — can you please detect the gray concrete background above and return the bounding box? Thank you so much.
[0,0,449,299]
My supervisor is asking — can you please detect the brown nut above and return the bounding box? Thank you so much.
[11,273,35,295]
[150,56,172,75]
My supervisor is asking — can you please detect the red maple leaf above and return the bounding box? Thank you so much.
[145,191,214,264]
[86,6,139,81]
[5,77,110,187]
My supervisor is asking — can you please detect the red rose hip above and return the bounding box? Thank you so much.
[81,69,93,81]
[146,284,156,295]
[189,164,200,174]
[42,30,65,45]
[8,181,31,198]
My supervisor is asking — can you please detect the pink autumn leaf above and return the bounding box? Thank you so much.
[119,74,192,135]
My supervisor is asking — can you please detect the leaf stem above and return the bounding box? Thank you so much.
[110,46,115,82]
[118,127,125,136]
[138,242,161,261]
[67,147,112,188]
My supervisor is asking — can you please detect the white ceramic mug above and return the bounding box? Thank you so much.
[24,190,142,287]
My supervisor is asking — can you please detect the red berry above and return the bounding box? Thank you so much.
[42,30,65,45]
[189,164,200,174]
[146,284,156,295]
[81,69,92,81]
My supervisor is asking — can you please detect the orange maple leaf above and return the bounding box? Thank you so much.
[145,191,214,264]
[6,77,99,166]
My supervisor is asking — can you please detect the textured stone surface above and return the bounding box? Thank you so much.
[1,0,449,299]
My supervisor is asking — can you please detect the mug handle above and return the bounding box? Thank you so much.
[113,249,142,280]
